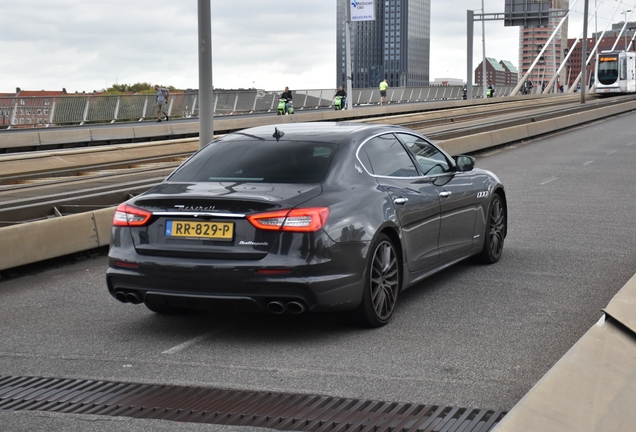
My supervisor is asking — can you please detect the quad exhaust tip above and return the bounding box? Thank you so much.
[117,293,304,314]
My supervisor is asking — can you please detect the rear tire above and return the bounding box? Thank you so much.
[355,234,400,327]
[477,194,506,264]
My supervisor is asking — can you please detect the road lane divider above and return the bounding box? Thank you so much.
[435,99,636,156]
[0,207,115,271]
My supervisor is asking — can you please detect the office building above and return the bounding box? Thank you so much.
[518,0,569,88]
[336,0,430,89]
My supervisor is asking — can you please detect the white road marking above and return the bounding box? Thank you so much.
[606,150,616,155]
[583,161,594,165]
[162,324,232,355]
[540,177,558,185]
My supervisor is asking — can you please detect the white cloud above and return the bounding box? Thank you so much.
[0,0,631,92]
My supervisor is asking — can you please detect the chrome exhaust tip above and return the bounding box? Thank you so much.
[115,291,129,303]
[126,291,143,304]
[267,301,285,314]
[286,301,306,314]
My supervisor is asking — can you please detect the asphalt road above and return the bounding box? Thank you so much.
[1,111,636,430]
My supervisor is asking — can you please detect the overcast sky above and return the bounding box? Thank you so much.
[0,1,630,93]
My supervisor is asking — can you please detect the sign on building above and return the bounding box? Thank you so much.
[504,0,550,27]
[350,0,375,21]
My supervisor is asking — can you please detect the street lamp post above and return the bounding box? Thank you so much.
[623,10,632,51]
[197,0,213,149]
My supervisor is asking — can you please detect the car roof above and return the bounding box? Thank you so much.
[223,122,411,142]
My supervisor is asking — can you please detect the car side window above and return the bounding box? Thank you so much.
[396,133,451,176]
[359,134,420,177]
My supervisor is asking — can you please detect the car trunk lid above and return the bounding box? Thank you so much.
[127,182,322,259]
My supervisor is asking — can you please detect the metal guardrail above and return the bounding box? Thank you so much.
[0,85,515,128]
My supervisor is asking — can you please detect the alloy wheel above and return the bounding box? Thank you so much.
[370,240,399,321]
[488,197,505,259]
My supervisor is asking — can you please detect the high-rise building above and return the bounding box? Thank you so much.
[336,0,430,89]
[518,0,569,89]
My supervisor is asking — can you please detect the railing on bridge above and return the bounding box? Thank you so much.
[0,85,515,129]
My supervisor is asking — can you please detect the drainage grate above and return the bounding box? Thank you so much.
[0,375,505,431]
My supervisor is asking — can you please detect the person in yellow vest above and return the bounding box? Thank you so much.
[379,79,388,105]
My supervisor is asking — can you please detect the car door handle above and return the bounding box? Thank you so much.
[393,197,409,205]
[439,191,452,198]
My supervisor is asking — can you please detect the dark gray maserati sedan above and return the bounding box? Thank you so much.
[107,122,506,327]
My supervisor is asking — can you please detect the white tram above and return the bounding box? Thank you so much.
[595,50,636,94]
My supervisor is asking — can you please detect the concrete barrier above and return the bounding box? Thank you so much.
[0,139,200,179]
[39,129,92,146]
[494,275,636,431]
[0,131,41,149]
[0,207,115,271]
[90,126,137,142]
[436,100,636,156]
[133,123,172,139]
[168,121,199,136]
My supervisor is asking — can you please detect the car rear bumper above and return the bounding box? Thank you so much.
[106,241,369,313]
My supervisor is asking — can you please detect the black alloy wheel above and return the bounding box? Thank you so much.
[478,194,505,264]
[356,234,400,327]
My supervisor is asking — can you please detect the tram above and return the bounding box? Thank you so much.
[595,50,636,94]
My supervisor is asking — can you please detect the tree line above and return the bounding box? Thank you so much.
[104,82,179,94]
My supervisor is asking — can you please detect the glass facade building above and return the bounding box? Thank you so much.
[337,0,430,89]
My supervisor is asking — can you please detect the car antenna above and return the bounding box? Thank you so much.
[273,127,284,141]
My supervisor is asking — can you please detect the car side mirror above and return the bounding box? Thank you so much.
[454,155,475,172]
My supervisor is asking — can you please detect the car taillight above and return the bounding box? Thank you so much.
[113,203,152,227]
[247,207,329,232]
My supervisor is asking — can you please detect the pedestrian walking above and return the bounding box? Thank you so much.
[379,79,388,105]
[155,84,170,122]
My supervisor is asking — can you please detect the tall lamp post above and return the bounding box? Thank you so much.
[198,0,213,149]
[623,10,632,50]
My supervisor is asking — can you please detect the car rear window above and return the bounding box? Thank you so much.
[168,138,337,184]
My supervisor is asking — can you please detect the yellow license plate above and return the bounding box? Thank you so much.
[166,220,234,240]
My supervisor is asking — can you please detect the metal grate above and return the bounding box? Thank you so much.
[0,375,505,431]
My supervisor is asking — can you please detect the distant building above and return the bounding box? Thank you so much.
[0,94,13,127]
[518,0,569,88]
[336,0,431,89]
[474,57,509,86]
[592,21,636,46]
[7,88,69,127]
[499,60,518,85]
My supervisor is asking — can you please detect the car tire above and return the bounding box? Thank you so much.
[477,194,506,264]
[144,301,189,315]
[355,233,400,328]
